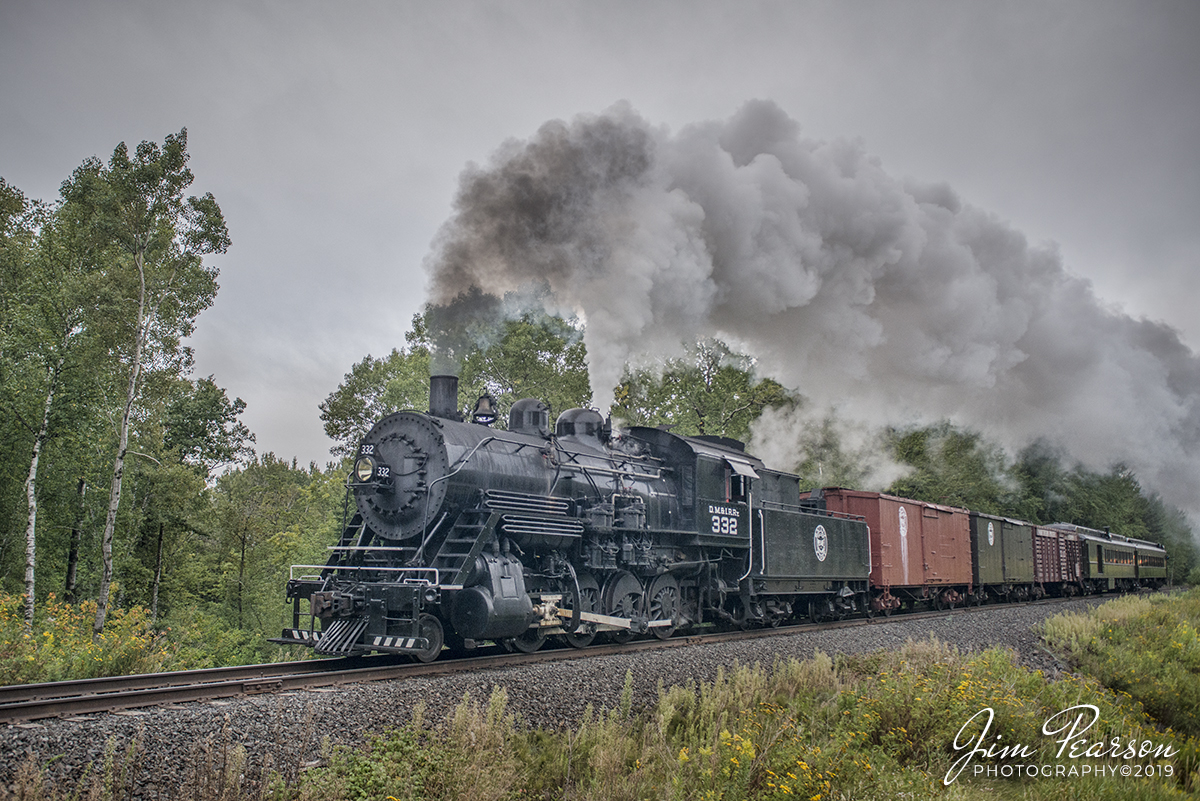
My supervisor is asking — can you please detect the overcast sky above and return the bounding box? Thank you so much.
[3,0,1198,469]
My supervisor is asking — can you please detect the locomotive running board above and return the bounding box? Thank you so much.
[367,634,432,653]
[272,628,322,644]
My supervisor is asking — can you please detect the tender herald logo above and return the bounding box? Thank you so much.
[988,521,995,546]
[813,525,828,562]
[944,705,1179,786]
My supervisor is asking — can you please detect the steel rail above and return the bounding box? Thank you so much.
[0,654,403,723]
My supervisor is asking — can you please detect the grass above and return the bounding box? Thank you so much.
[285,640,1196,800]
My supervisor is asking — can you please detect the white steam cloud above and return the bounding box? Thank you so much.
[424,100,1200,514]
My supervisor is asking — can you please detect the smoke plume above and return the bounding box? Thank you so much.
[423,100,1200,515]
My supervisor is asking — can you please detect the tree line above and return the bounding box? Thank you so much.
[2,131,1196,680]
[321,306,1199,581]
[0,132,344,668]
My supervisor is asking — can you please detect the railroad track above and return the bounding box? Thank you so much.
[0,595,1090,725]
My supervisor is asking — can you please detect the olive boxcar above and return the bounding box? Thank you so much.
[969,512,1035,602]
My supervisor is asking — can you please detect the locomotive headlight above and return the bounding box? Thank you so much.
[353,455,377,483]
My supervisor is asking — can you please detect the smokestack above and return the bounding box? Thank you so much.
[429,375,461,420]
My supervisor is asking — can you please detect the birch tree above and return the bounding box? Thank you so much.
[59,129,229,636]
[0,178,51,632]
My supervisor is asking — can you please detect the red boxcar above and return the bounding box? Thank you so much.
[808,488,972,612]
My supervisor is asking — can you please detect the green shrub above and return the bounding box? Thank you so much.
[0,590,178,684]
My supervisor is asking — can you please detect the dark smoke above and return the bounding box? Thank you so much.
[423,100,1200,517]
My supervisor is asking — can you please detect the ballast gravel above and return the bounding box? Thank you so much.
[1,598,1103,797]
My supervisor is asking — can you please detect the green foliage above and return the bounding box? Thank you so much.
[884,422,1013,513]
[300,688,518,801]
[1042,589,1200,739]
[1007,439,1067,523]
[613,339,798,442]
[164,375,255,473]
[300,726,444,801]
[58,128,228,358]
[882,423,1198,579]
[0,590,177,683]
[321,308,592,456]
[0,585,324,685]
[201,455,345,637]
[0,137,270,656]
[780,413,882,491]
[57,128,230,635]
[457,311,592,424]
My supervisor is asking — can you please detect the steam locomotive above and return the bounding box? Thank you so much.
[275,376,1167,662]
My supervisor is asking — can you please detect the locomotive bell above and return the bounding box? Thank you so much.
[471,393,498,426]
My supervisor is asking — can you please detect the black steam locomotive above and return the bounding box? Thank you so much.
[275,375,871,661]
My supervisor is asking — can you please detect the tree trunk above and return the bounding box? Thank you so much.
[64,478,85,603]
[23,358,62,633]
[238,529,247,630]
[151,521,164,622]
[94,251,148,638]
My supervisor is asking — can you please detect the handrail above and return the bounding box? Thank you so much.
[290,564,442,585]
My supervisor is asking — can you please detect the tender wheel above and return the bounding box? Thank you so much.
[561,572,600,649]
[602,570,644,644]
[808,598,826,624]
[647,574,680,640]
[412,614,444,663]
